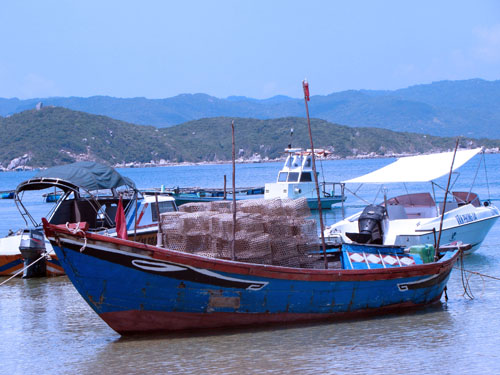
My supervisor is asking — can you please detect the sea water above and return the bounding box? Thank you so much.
[1,155,500,374]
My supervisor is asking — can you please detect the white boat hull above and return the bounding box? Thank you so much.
[326,203,500,254]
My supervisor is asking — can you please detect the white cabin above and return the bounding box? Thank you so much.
[264,148,344,209]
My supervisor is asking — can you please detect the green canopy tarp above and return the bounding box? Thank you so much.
[31,161,136,191]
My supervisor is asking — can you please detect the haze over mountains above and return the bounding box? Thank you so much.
[1,79,499,139]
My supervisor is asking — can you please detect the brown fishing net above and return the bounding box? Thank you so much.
[160,198,322,268]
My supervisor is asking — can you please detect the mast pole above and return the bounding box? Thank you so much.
[231,120,236,261]
[436,138,460,257]
[302,80,328,269]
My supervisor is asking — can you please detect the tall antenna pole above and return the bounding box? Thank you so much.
[302,80,328,269]
[436,138,460,255]
[231,120,236,261]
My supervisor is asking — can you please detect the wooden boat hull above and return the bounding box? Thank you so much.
[44,220,458,335]
[0,253,64,276]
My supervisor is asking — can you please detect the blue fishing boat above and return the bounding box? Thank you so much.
[0,190,14,199]
[43,191,62,203]
[42,217,461,335]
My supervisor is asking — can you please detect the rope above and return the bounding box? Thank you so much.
[453,247,500,299]
[0,250,52,286]
[65,222,87,252]
[458,249,475,299]
[343,186,372,205]
[454,266,500,281]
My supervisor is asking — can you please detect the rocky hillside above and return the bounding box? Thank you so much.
[1,107,498,170]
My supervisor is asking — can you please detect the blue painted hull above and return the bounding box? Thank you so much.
[44,222,458,335]
[0,191,14,199]
[307,195,345,210]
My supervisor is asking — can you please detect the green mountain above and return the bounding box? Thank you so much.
[1,107,498,169]
[0,107,176,168]
[1,79,499,138]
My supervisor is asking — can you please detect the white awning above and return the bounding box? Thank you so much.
[344,148,482,184]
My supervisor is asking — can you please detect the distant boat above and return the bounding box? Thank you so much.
[42,191,62,203]
[265,148,345,209]
[149,187,264,206]
[0,191,14,199]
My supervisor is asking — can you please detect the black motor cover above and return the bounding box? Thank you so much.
[346,204,386,244]
[19,228,47,278]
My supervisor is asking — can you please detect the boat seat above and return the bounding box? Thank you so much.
[73,200,98,228]
[438,201,459,214]
[386,205,408,220]
[48,200,74,225]
[104,204,118,226]
[453,191,481,207]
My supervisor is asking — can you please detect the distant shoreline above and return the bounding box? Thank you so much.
[2,147,498,172]
[111,147,500,169]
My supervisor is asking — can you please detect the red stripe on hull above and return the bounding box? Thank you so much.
[101,296,443,335]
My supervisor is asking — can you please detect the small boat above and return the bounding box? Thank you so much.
[325,148,499,253]
[0,161,177,278]
[43,191,62,203]
[0,190,14,199]
[42,197,462,335]
[265,148,345,209]
[144,187,264,206]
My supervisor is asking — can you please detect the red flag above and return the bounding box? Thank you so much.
[303,80,310,101]
[115,197,128,240]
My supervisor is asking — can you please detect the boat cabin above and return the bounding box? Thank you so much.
[276,149,316,184]
[264,148,344,209]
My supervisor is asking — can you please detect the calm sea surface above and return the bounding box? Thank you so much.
[1,155,500,374]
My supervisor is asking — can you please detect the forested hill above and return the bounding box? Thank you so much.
[1,79,499,138]
[1,107,499,170]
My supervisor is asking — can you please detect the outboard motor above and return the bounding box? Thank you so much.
[19,228,47,278]
[346,204,386,244]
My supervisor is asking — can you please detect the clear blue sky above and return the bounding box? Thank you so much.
[1,0,499,99]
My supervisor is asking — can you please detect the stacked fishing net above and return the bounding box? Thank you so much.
[160,198,322,268]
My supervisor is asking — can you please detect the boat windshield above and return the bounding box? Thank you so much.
[151,201,177,222]
[300,172,312,182]
[291,155,302,168]
[288,172,300,182]
[278,172,288,182]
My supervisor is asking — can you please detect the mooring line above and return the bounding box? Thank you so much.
[454,266,500,281]
[0,250,53,286]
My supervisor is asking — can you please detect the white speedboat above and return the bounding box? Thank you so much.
[324,148,499,253]
[265,148,345,209]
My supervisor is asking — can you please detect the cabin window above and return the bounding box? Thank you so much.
[300,172,312,182]
[278,172,288,182]
[151,201,177,222]
[288,172,299,182]
[304,157,312,168]
[292,156,302,168]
